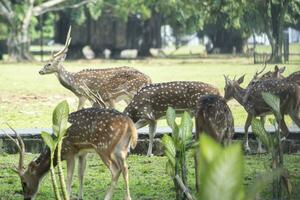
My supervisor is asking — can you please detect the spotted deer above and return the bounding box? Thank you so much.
[287,71,300,86]
[194,94,234,191]
[123,81,220,156]
[243,65,286,103]
[39,27,151,110]
[7,108,137,200]
[224,75,300,152]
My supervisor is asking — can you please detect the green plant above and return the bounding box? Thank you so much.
[196,134,245,200]
[162,107,194,200]
[41,100,70,200]
[251,92,292,199]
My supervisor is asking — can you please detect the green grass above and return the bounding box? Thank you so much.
[0,153,299,199]
[0,56,299,128]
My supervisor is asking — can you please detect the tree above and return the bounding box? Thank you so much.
[0,0,93,61]
[244,0,300,63]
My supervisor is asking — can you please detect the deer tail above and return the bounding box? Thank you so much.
[128,120,138,149]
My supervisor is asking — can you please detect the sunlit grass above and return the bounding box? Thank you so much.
[0,153,299,199]
[0,55,299,128]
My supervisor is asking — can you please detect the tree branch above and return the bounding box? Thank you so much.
[0,1,13,25]
[33,0,93,16]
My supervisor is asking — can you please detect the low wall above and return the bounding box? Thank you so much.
[1,127,300,155]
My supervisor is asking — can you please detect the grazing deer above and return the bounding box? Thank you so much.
[224,75,300,152]
[194,94,234,191]
[195,94,234,145]
[123,81,220,156]
[7,108,137,200]
[39,27,151,110]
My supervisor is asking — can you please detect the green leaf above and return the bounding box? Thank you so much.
[166,107,177,131]
[178,111,193,144]
[166,160,175,177]
[162,135,176,163]
[251,118,272,152]
[52,100,69,138]
[41,131,55,151]
[261,92,282,121]
[199,134,222,163]
[199,140,244,200]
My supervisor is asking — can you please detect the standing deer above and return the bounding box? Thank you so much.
[39,27,151,110]
[7,108,137,200]
[194,94,234,191]
[123,81,220,156]
[224,75,300,152]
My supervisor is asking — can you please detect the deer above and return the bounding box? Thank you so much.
[243,64,286,104]
[194,94,234,192]
[6,108,137,200]
[123,81,220,156]
[224,75,300,153]
[39,27,151,110]
[287,71,300,86]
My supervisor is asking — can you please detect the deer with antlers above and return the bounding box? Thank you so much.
[224,75,300,152]
[6,108,137,200]
[194,94,234,191]
[39,27,151,110]
[123,81,220,156]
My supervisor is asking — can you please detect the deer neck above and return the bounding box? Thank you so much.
[233,85,247,106]
[34,148,55,177]
[56,65,75,91]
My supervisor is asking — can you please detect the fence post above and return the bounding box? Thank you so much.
[283,31,289,63]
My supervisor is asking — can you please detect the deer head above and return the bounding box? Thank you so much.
[39,26,72,75]
[223,75,245,100]
[4,125,45,200]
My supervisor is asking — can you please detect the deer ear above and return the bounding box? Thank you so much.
[28,161,38,174]
[279,66,286,73]
[237,75,245,84]
[224,75,229,84]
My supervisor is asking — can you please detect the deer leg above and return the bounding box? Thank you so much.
[244,115,252,153]
[289,111,300,128]
[279,117,290,138]
[78,96,87,110]
[121,160,131,200]
[66,156,75,198]
[78,153,87,200]
[104,161,122,200]
[257,116,266,154]
[147,120,157,156]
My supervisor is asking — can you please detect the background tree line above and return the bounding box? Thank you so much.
[0,0,299,63]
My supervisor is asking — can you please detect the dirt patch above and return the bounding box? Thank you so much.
[0,92,70,104]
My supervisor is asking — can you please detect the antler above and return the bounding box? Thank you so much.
[81,82,107,108]
[253,61,267,80]
[2,123,25,175]
[53,26,72,58]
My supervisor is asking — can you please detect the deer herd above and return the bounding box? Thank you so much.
[6,27,300,200]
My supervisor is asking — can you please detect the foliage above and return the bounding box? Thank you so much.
[162,107,194,200]
[41,100,70,200]
[196,134,245,200]
[251,92,292,199]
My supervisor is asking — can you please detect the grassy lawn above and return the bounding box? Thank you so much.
[0,55,299,128]
[0,153,299,199]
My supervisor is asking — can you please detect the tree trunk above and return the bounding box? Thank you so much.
[137,11,162,57]
[5,0,35,61]
[7,25,34,61]
[267,0,289,63]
